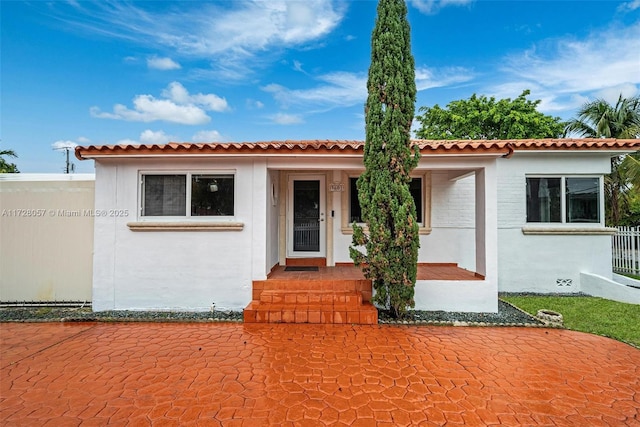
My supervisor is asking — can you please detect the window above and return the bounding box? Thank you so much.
[565,177,599,223]
[191,175,234,216]
[143,175,186,216]
[346,174,427,227]
[526,177,600,223]
[526,177,561,222]
[349,177,361,223]
[409,178,423,224]
[141,172,234,218]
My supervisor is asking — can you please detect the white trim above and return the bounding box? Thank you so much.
[522,226,616,235]
[513,149,635,156]
[525,174,603,226]
[137,170,236,221]
[0,173,95,181]
[127,222,244,231]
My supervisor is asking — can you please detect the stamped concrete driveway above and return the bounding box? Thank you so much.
[1,322,639,426]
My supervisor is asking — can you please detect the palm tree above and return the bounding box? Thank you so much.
[564,94,640,225]
[0,149,19,173]
[565,94,640,139]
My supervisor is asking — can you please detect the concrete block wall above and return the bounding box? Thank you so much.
[496,153,615,293]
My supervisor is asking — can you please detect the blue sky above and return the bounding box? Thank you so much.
[2,0,639,173]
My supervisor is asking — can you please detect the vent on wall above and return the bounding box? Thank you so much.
[556,279,573,287]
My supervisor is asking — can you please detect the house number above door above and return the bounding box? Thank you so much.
[329,183,344,192]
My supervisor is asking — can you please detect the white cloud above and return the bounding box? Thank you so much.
[52,1,345,80]
[270,113,304,125]
[246,99,264,109]
[409,0,474,14]
[594,83,639,106]
[263,67,473,110]
[263,72,367,109]
[116,130,175,145]
[618,0,640,12]
[489,23,640,115]
[90,98,209,125]
[76,136,91,143]
[192,130,224,142]
[147,56,181,70]
[415,66,475,91]
[52,140,78,150]
[162,82,229,112]
[293,60,304,73]
[139,130,172,144]
[90,82,228,125]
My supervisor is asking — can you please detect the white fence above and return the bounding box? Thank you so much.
[612,226,640,276]
[0,174,95,303]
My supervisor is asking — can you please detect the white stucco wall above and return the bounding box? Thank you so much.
[496,153,614,293]
[88,150,617,312]
[425,171,476,270]
[266,170,280,272]
[414,163,499,312]
[581,273,640,304]
[92,158,259,311]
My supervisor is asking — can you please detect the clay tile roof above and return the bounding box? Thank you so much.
[75,138,640,160]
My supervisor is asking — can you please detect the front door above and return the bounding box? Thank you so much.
[287,175,326,258]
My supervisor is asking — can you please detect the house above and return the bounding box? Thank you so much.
[75,138,640,321]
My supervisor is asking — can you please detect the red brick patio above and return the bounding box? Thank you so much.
[1,322,638,426]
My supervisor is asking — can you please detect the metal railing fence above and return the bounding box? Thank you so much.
[613,226,640,276]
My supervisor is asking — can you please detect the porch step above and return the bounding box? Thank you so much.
[252,279,373,301]
[244,276,377,324]
[259,290,363,307]
[243,299,378,324]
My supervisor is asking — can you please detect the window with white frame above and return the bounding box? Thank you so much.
[526,176,600,223]
[348,176,423,224]
[141,173,235,217]
[342,172,429,234]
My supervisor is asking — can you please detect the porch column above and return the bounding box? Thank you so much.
[251,160,269,280]
[475,163,498,284]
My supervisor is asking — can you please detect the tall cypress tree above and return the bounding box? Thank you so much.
[350,0,419,318]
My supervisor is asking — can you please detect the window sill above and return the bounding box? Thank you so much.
[521,226,616,235]
[341,226,432,235]
[127,221,244,231]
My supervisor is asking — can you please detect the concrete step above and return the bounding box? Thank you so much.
[252,279,372,303]
[259,290,363,307]
[243,300,378,324]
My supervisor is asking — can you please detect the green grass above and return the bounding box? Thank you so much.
[501,295,640,348]
[619,272,640,281]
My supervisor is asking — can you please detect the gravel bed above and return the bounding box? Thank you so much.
[378,299,544,326]
[1,299,543,326]
[0,307,243,323]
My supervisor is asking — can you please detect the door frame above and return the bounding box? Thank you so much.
[286,174,326,258]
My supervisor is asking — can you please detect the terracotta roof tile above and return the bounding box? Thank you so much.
[75,138,640,160]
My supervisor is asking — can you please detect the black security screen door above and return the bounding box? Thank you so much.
[293,180,320,252]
